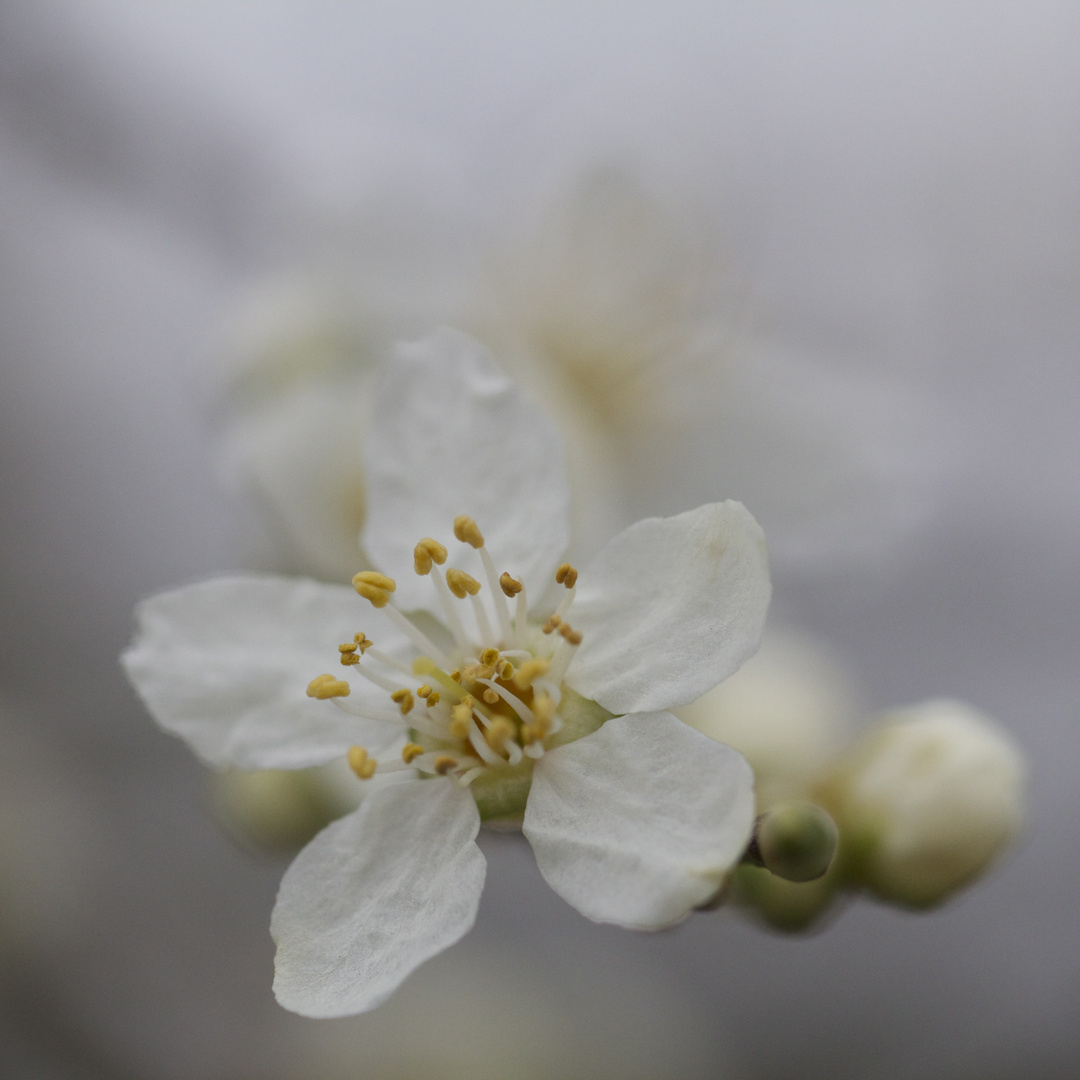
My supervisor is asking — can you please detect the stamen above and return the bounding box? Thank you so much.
[306,674,350,699]
[514,587,528,649]
[484,717,516,755]
[499,572,523,598]
[416,685,433,698]
[480,647,500,667]
[555,563,578,588]
[457,766,486,786]
[401,743,425,765]
[413,537,448,575]
[449,698,475,739]
[427,565,471,655]
[445,568,481,599]
[482,688,500,705]
[380,604,452,670]
[542,614,561,634]
[476,546,512,642]
[339,651,359,667]
[426,691,441,707]
[347,745,377,780]
[469,591,495,644]
[513,657,550,690]
[468,719,507,766]
[367,647,415,678]
[477,678,534,723]
[390,689,414,715]
[547,634,581,686]
[354,633,374,653]
[352,571,396,608]
[433,755,458,776]
[558,622,583,646]
[453,515,485,548]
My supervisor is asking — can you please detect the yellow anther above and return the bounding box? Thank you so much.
[426,691,440,707]
[445,568,481,599]
[513,658,550,690]
[339,642,357,654]
[542,614,562,635]
[450,670,462,683]
[339,652,360,667]
[559,623,583,646]
[482,688,500,705]
[484,717,516,754]
[500,572,523,597]
[413,537,448,575]
[353,571,397,607]
[401,743,425,765]
[453,515,485,548]
[353,633,373,653]
[416,684,433,698]
[463,661,494,682]
[528,693,556,741]
[450,698,474,738]
[480,647,500,667]
[555,562,578,589]
[433,755,457,776]
[497,659,514,680]
[347,745,377,779]
[307,674,351,699]
[391,689,414,715]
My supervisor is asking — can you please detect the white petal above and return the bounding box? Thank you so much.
[566,501,771,714]
[271,777,485,1017]
[523,712,755,929]
[122,576,407,770]
[362,328,570,613]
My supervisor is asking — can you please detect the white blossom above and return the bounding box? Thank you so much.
[123,328,770,1017]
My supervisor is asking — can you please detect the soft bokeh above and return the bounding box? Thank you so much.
[1,3,1078,1078]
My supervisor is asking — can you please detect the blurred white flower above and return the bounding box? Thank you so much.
[675,628,859,810]
[124,329,769,1016]
[218,165,947,581]
[822,699,1026,909]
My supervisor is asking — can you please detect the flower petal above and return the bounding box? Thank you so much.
[271,777,485,1017]
[523,712,755,928]
[362,328,570,613]
[566,501,771,714]
[122,576,407,770]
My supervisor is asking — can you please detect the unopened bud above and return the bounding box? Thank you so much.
[747,801,838,883]
[823,699,1025,908]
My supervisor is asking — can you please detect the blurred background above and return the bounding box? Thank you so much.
[1,3,1078,1077]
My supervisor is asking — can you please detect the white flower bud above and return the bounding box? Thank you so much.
[825,699,1026,908]
[675,630,858,807]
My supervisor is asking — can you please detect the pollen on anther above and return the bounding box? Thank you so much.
[446,568,481,599]
[347,745,377,779]
[401,743,424,765]
[416,684,433,698]
[426,691,440,707]
[479,647,500,667]
[453,515,485,548]
[555,562,578,589]
[413,537,448,575]
[307,674,351,699]
[559,623,583,646]
[513,658,550,690]
[484,717,515,754]
[353,571,396,607]
[542,614,562,635]
[482,688,500,705]
[353,633,373,653]
[499,572,523,597]
[434,755,457,776]
[391,688,415,715]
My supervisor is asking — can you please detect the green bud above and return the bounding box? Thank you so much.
[748,800,839,883]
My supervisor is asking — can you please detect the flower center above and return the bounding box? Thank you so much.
[306,515,608,818]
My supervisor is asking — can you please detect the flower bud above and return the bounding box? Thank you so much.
[823,699,1025,908]
[749,800,839,883]
[675,630,858,808]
